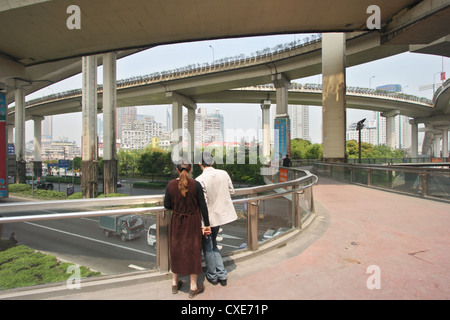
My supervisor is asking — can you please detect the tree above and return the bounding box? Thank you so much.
[346,140,374,159]
[291,139,311,159]
[305,143,323,159]
[72,157,81,171]
[346,140,406,159]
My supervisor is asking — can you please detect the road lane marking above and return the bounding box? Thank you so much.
[24,222,155,257]
[222,233,243,240]
[128,264,146,271]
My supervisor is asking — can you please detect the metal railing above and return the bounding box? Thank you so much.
[0,168,317,279]
[313,162,450,202]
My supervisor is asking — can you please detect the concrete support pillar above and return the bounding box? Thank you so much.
[410,121,418,158]
[272,74,291,164]
[102,52,118,195]
[7,125,13,144]
[170,99,183,160]
[322,33,347,163]
[32,115,44,177]
[260,100,271,161]
[81,55,98,198]
[14,88,26,183]
[382,110,399,150]
[272,74,289,116]
[386,116,395,149]
[187,107,196,162]
[443,127,449,158]
[166,91,196,162]
[433,135,441,157]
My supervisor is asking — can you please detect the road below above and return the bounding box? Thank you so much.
[1,199,247,275]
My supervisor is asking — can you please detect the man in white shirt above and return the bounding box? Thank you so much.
[196,152,237,286]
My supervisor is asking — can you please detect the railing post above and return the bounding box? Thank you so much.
[293,189,302,229]
[247,200,259,251]
[156,210,171,273]
[421,173,428,198]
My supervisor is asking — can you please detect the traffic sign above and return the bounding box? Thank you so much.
[58,159,70,168]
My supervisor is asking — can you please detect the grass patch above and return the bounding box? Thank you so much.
[9,183,67,200]
[67,192,83,199]
[21,189,67,200]
[8,183,31,193]
[0,244,101,290]
[97,193,129,198]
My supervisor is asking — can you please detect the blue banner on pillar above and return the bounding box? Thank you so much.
[0,92,5,122]
[274,116,290,165]
[0,92,7,198]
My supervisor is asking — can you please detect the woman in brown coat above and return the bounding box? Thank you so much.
[164,160,211,298]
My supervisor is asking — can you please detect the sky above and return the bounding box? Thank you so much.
[24,33,450,146]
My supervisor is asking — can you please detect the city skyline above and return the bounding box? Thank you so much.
[21,33,449,150]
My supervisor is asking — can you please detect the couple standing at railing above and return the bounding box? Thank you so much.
[163,152,237,298]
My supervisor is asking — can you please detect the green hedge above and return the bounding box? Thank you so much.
[21,189,67,200]
[97,193,128,198]
[8,184,31,192]
[68,192,129,199]
[0,245,100,289]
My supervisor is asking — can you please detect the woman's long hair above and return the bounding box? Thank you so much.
[177,160,192,197]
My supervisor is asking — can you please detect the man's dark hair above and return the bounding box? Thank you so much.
[201,152,214,167]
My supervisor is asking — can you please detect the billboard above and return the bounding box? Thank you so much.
[376,84,402,92]
[0,92,7,198]
[274,116,291,165]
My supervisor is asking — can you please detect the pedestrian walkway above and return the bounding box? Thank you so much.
[1,177,449,300]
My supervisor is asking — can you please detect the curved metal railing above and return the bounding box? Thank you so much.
[0,167,317,278]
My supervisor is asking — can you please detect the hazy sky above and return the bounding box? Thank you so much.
[24,33,449,146]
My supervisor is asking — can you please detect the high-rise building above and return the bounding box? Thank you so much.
[119,107,163,150]
[347,119,378,145]
[347,111,412,150]
[42,116,53,140]
[185,107,224,145]
[288,105,310,141]
[117,106,137,141]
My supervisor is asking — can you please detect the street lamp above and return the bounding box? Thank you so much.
[369,76,375,89]
[209,45,215,65]
[356,118,366,164]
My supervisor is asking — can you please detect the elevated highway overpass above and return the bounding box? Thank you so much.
[1,0,449,197]
[12,83,434,123]
[1,0,450,101]
[3,32,439,122]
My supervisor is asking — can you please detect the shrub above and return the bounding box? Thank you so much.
[68,192,83,199]
[22,189,67,200]
[8,184,31,192]
[97,193,128,198]
[0,245,100,289]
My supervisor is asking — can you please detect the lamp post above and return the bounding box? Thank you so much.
[356,118,366,164]
[369,76,375,89]
[209,45,215,65]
